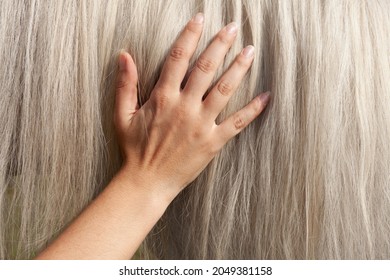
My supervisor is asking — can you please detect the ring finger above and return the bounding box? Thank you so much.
[202,45,255,120]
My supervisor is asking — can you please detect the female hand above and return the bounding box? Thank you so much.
[34,13,270,260]
[115,13,270,201]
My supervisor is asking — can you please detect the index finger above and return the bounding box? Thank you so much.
[156,13,204,91]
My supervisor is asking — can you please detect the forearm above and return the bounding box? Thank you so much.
[35,168,173,260]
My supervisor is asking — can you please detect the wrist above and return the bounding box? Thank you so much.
[114,164,181,209]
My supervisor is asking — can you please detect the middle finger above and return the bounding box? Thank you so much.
[182,22,238,99]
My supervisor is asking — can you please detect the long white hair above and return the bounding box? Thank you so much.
[1,0,390,259]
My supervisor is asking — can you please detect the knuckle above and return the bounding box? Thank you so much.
[191,129,202,140]
[185,23,200,35]
[217,81,234,96]
[191,122,207,138]
[233,113,246,130]
[208,141,221,156]
[199,138,218,157]
[236,56,251,68]
[153,92,170,111]
[170,46,186,61]
[116,79,129,90]
[196,56,215,74]
[174,105,188,121]
[215,32,230,44]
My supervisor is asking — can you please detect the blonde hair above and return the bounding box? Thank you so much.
[1,0,390,259]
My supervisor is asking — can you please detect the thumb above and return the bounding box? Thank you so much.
[115,50,139,126]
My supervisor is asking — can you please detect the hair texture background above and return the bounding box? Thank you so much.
[0,0,390,259]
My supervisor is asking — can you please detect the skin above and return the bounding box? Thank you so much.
[35,13,270,260]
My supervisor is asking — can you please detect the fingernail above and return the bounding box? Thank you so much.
[226,22,238,34]
[259,91,271,105]
[192,13,204,24]
[119,50,127,71]
[242,45,255,58]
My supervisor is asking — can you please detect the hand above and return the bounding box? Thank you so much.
[115,13,270,201]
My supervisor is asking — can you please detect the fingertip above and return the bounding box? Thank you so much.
[117,50,138,85]
[241,45,255,58]
[125,52,139,81]
[119,50,129,71]
[191,12,204,24]
[115,50,139,120]
[257,91,271,108]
